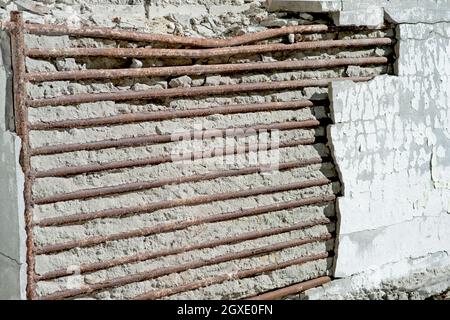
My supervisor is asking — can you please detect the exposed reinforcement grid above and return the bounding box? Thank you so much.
[4,11,394,300]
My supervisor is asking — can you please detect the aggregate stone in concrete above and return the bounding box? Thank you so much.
[28,108,325,147]
[34,190,337,275]
[29,127,323,171]
[33,166,338,220]
[36,233,334,297]
[32,143,331,198]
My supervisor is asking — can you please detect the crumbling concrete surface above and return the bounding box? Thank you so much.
[304,253,450,300]
[0,0,449,300]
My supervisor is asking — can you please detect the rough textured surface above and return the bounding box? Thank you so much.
[263,0,450,301]
[2,0,393,300]
[303,252,450,300]
[18,4,393,299]
[3,0,448,301]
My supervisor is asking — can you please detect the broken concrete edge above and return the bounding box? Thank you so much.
[0,29,27,300]
[0,118,28,301]
[314,76,450,298]
[385,8,450,25]
[331,7,384,29]
[266,0,343,13]
[266,0,450,26]
[310,11,450,297]
[302,251,450,299]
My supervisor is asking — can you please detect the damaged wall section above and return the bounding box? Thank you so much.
[0,0,448,300]
[0,0,397,300]
[307,17,450,299]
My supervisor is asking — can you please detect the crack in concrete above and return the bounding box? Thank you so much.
[398,21,450,26]
[0,251,22,265]
[144,0,151,19]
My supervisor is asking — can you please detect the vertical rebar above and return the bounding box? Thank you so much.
[10,11,35,300]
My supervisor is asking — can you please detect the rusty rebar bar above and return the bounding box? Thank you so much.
[26,76,371,108]
[28,100,318,130]
[26,57,388,82]
[33,137,323,178]
[34,178,334,227]
[23,23,329,48]
[10,11,36,300]
[35,204,332,255]
[34,158,328,205]
[133,251,331,300]
[245,276,331,300]
[30,120,322,156]
[26,38,393,59]
[36,205,335,281]
[37,234,332,300]
[6,18,392,299]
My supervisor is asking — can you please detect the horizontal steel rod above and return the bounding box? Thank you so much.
[34,185,333,255]
[26,76,371,108]
[34,157,328,205]
[37,234,332,300]
[36,205,335,280]
[28,100,317,131]
[30,120,322,156]
[33,137,322,178]
[23,24,329,48]
[26,57,388,83]
[26,38,393,59]
[35,206,332,256]
[34,178,334,227]
[245,276,331,300]
[133,251,331,300]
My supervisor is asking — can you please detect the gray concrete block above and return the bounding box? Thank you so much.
[331,7,384,27]
[266,0,342,12]
[209,4,250,15]
[343,0,450,11]
[0,254,26,300]
[386,7,450,24]
[147,4,207,19]
[0,31,26,300]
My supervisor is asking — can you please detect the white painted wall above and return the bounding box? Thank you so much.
[330,20,450,278]
[303,14,450,299]
[0,0,449,299]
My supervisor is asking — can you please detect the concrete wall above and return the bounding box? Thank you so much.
[268,0,450,26]
[282,0,450,300]
[26,8,391,298]
[0,29,26,300]
[0,0,377,300]
[331,21,450,274]
[0,0,448,300]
